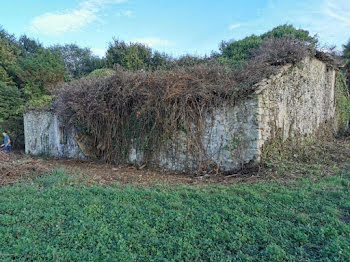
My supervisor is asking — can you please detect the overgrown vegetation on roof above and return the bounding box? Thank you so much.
[0,24,348,150]
[56,36,316,166]
[218,24,317,67]
[88,68,115,78]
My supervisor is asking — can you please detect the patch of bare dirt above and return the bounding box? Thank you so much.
[0,153,53,186]
[1,137,350,187]
[0,154,266,187]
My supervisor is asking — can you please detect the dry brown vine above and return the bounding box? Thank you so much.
[54,37,321,170]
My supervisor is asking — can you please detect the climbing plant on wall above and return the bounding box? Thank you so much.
[335,71,350,133]
[56,37,316,169]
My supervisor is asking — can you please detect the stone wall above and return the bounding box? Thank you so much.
[24,57,338,172]
[254,57,337,155]
[24,111,84,159]
[24,101,260,172]
[129,99,260,172]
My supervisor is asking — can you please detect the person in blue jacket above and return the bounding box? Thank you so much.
[1,131,11,155]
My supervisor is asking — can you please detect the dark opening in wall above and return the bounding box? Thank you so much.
[59,127,68,145]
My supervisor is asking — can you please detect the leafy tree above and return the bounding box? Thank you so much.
[261,25,317,45]
[343,40,350,59]
[12,48,65,91]
[0,83,25,147]
[106,39,152,71]
[0,27,20,55]
[7,47,65,148]
[150,51,170,70]
[219,24,318,67]
[0,27,99,148]
[50,44,105,79]
[219,35,263,66]
[0,65,13,86]
[1,28,65,93]
[18,35,43,56]
[0,27,20,86]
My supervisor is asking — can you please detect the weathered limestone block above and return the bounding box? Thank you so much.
[257,57,336,151]
[24,111,84,159]
[139,99,260,172]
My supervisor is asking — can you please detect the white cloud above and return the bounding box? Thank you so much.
[297,0,350,46]
[228,23,241,31]
[116,10,133,17]
[91,47,107,57]
[323,0,350,26]
[30,0,127,35]
[133,37,175,47]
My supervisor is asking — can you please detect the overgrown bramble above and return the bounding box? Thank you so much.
[55,37,323,168]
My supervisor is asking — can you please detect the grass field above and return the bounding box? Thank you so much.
[0,169,349,261]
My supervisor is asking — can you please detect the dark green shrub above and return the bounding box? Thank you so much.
[88,68,115,78]
[219,24,318,67]
[0,83,25,147]
[50,44,105,79]
[106,39,152,71]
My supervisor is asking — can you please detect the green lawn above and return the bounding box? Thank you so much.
[0,170,349,261]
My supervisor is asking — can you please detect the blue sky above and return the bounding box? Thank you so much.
[1,0,349,57]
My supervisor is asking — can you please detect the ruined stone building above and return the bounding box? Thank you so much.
[24,57,341,172]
